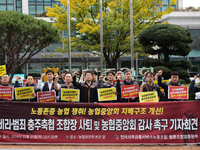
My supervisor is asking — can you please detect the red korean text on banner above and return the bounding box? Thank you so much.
[0,101,199,144]
[0,86,13,100]
[168,86,188,99]
[113,79,123,83]
[121,84,139,98]
[37,91,56,103]
[22,79,38,86]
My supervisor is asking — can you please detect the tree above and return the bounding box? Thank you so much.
[138,24,193,64]
[46,0,176,68]
[0,11,61,79]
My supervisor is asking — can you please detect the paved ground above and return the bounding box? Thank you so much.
[0,144,199,150]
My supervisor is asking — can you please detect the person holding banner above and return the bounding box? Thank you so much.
[140,72,161,101]
[0,74,14,101]
[14,74,39,102]
[158,70,183,101]
[117,69,138,103]
[73,71,98,103]
[189,75,200,100]
[59,72,76,102]
[37,70,60,100]
[58,69,68,85]
[98,71,117,103]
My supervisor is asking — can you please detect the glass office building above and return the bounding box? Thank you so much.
[0,0,22,12]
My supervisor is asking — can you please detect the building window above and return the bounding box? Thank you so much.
[29,0,64,16]
[0,0,22,13]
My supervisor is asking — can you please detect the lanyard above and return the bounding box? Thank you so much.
[46,82,54,91]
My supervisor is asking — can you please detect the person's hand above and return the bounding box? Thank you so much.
[117,76,121,80]
[130,96,135,100]
[5,98,12,101]
[141,82,146,87]
[54,74,59,81]
[194,75,197,81]
[31,93,36,97]
[54,96,58,100]
[114,91,118,96]
[40,73,45,80]
[99,76,104,81]
[178,98,183,101]
[16,75,21,82]
[158,70,163,76]
[69,99,75,103]
[82,70,86,75]
[73,71,78,76]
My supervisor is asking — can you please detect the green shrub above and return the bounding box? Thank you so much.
[178,79,186,84]
[184,78,191,84]
[178,70,190,79]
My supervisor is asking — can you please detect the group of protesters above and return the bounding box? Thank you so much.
[0,68,199,102]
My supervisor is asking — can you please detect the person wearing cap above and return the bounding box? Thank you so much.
[189,75,200,100]
[140,72,161,101]
[117,69,138,102]
[58,69,68,85]
[158,70,183,101]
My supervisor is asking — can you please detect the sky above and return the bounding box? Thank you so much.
[183,0,200,8]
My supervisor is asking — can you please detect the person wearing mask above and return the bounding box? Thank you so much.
[58,69,68,85]
[14,74,40,102]
[117,69,138,103]
[140,72,161,101]
[158,70,183,101]
[73,71,98,103]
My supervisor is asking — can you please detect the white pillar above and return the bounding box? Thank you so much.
[22,0,29,15]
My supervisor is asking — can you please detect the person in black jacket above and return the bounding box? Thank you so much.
[140,72,161,101]
[14,74,40,102]
[0,74,13,101]
[97,71,117,103]
[73,71,97,103]
[58,69,68,85]
[158,70,183,101]
[117,69,138,103]
[189,75,200,100]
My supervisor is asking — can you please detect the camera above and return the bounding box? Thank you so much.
[197,74,200,78]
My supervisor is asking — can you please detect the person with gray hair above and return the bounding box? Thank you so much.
[116,69,138,102]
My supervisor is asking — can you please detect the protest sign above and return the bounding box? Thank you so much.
[121,84,139,98]
[98,88,117,102]
[139,91,158,103]
[168,86,188,99]
[61,89,80,102]
[15,87,34,100]
[0,86,13,100]
[0,101,199,144]
[0,65,6,76]
[37,91,56,103]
